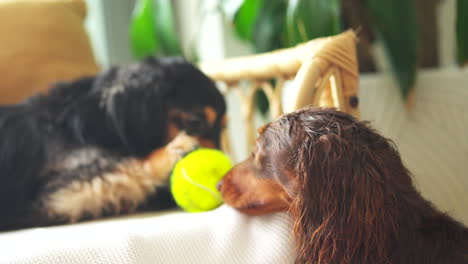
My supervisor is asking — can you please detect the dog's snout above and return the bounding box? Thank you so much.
[216,179,224,191]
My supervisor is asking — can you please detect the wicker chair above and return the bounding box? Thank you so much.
[201,30,360,155]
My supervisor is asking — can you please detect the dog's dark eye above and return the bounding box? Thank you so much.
[185,117,204,128]
[245,203,260,210]
[183,115,210,135]
[349,96,359,108]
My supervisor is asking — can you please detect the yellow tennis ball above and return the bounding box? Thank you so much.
[170,148,232,212]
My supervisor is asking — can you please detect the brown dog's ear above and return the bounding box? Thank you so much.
[290,132,399,264]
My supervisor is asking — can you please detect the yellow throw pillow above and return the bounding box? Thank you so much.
[0,0,99,104]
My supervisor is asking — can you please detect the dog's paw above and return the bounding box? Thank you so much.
[167,132,199,159]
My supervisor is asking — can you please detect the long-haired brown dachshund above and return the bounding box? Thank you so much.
[218,107,468,264]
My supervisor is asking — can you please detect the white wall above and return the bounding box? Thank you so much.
[85,0,108,67]
[360,69,468,224]
[85,0,136,68]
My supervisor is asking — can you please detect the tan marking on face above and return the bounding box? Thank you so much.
[195,137,215,148]
[168,108,188,124]
[203,106,217,125]
[166,121,181,142]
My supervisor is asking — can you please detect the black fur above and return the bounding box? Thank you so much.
[0,57,226,231]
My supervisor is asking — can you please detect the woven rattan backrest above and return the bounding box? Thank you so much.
[201,31,360,156]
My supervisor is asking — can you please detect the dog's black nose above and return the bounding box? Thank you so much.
[216,179,224,191]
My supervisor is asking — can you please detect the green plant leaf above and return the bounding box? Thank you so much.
[154,0,182,56]
[285,0,341,47]
[456,0,468,66]
[365,0,419,100]
[129,0,159,59]
[249,1,287,116]
[252,0,287,53]
[254,89,269,116]
[232,0,263,41]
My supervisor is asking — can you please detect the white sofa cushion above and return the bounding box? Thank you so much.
[0,205,295,264]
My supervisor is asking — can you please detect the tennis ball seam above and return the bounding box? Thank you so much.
[170,148,232,212]
[180,167,222,203]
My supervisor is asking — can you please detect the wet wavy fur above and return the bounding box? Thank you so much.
[222,107,468,263]
[284,108,468,263]
[0,57,225,231]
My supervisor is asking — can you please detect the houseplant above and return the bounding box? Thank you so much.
[129,0,467,107]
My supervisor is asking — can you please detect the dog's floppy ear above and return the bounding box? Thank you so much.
[104,80,169,156]
[289,119,399,263]
[54,63,171,157]
[52,72,129,153]
[80,62,171,156]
